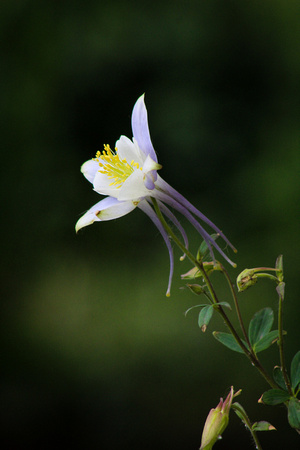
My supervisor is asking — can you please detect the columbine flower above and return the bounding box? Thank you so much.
[76,94,236,296]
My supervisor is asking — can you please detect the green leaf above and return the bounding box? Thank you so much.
[213,332,247,354]
[197,234,219,261]
[253,330,279,353]
[215,301,232,311]
[291,351,300,392]
[248,308,274,346]
[273,366,288,391]
[287,397,300,429]
[231,402,249,426]
[198,305,214,331]
[252,421,276,432]
[184,304,210,316]
[261,389,290,405]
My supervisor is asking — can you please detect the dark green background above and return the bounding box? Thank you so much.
[1,0,299,448]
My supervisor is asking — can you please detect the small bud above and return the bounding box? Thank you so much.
[187,284,205,295]
[202,261,222,276]
[200,387,234,450]
[236,269,257,292]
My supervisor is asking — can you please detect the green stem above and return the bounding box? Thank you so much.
[231,403,263,450]
[255,273,279,283]
[151,198,277,389]
[278,291,293,395]
[219,264,253,353]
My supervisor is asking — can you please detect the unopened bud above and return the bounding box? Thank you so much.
[200,387,234,450]
[187,284,205,295]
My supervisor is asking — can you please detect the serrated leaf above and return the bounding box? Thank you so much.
[197,234,219,261]
[213,332,247,354]
[261,389,290,405]
[198,305,213,331]
[291,351,300,392]
[287,397,300,429]
[253,330,279,353]
[248,308,274,346]
[252,421,276,432]
[273,366,288,391]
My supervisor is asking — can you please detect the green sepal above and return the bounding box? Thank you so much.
[291,350,300,392]
[253,330,279,353]
[213,332,248,354]
[248,307,274,347]
[252,421,276,432]
[198,305,214,332]
[261,389,290,405]
[287,397,300,430]
[273,366,288,391]
[197,234,219,261]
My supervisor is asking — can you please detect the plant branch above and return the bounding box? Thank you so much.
[151,198,277,390]
[219,264,253,353]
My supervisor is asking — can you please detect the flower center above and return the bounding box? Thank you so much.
[94,144,142,188]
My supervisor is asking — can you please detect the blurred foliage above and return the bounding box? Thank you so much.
[1,0,299,448]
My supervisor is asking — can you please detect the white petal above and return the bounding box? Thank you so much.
[116,135,145,165]
[75,197,137,232]
[81,159,99,184]
[98,198,137,220]
[93,171,120,197]
[117,169,151,201]
[142,154,162,174]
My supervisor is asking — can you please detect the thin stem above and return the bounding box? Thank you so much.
[199,264,277,389]
[219,264,253,353]
[278,291,293,395]
[255,273,279,283]
[151,198,277,389]
[232,403,263,450]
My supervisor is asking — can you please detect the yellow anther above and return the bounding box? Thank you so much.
[97,144,143,188]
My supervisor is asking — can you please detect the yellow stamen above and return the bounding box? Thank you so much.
[96,144,142,188]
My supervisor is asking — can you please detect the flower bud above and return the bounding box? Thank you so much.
[236,269,257,292]
[187,284,205,295]
[200,387,234,450]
